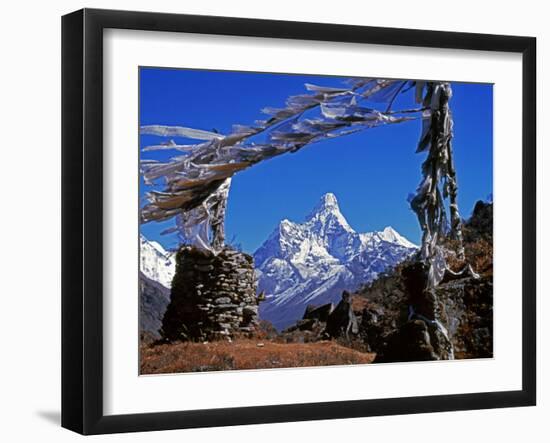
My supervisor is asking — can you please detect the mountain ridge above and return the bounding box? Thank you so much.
[139,194,417,333]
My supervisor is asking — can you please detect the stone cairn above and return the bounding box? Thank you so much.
[160,246,259,342]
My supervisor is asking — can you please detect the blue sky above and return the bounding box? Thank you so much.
[139,67,493,253]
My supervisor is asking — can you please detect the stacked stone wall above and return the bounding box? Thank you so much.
[161,246,258,342]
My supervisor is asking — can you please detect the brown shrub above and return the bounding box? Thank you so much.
[446,237,493,276]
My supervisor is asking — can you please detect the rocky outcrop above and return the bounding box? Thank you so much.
[160,246,259,342]
[303,303,334,322]
[354,268,409,353]
[434,276,493,359]
[357,262,492,362]
[282,291,359,341]
[357,201,493,362]
[282,304,332,339]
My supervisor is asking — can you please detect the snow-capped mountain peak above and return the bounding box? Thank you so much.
[377,226,417,249]
[305,192,354,234]
[254,193,417,330]
[139,235,176,289]
[308,192,340,216]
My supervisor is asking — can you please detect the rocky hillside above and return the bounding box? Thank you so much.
[277,200,494,362]
[139,272,170,340]
[355,200,493,361]
[139,235,175,338]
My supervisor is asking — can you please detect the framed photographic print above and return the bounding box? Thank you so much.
[61,8,536,435]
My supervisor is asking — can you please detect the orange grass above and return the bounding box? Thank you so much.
[140,339,375,374]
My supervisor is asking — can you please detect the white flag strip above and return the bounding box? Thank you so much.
[140,125,224,140]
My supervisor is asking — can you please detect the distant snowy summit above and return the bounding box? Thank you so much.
[254,193,417,330]
[140,234,175,289]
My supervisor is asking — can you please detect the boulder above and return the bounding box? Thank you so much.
[325,291,359,339]
[303,303,334,322]
[434,276,493,359]
[283,318,318,333]
[374,320,437,363]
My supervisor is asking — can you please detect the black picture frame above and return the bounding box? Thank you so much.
[62,8,537,435]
